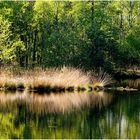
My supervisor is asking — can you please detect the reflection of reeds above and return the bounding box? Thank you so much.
[0,91,113,114]
[121,79,140,89]
[0,67,113,93]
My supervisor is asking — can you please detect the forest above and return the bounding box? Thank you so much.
[0,0,140,73]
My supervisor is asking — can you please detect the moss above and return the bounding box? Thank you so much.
[87,85,93,92]
[66,86,74,92]
[17,83,25,91]
[33,85,51,93]
[50,86,65,93]
[4,82,17,92]
[77,86,86,92]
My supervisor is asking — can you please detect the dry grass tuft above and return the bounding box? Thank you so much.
[0,67,113,92]
[90,69,114,88]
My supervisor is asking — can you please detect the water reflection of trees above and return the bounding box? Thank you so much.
[108,93,140,139]
[0,91,140,138]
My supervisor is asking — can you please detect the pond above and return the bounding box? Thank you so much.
[0,81,140,139]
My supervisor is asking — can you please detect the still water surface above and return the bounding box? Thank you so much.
[0,87,140,138]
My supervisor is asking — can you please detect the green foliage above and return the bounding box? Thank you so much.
[117,27,140,67]
[0,1,140,70]
[0,15,12,62]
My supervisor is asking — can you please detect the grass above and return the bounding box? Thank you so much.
[0,67,113,93]
[121,79,140,89]
[90,69,114,88]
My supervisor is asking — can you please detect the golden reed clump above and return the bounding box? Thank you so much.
[0,67,113,93]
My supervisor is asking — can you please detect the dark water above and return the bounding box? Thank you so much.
[0,88,140,138]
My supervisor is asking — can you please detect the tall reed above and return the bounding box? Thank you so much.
[0,67,113,93]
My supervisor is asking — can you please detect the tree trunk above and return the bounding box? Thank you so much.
[25,36,28,69]
[90,0,96,68]
[120,13,123,44]
[32,30,37,67]
[129,0,133,28]
[91,0,94,27]
[55,1,59,30]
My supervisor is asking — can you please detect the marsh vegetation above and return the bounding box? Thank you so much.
[0,67,140,139]
[0,67,113,93]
